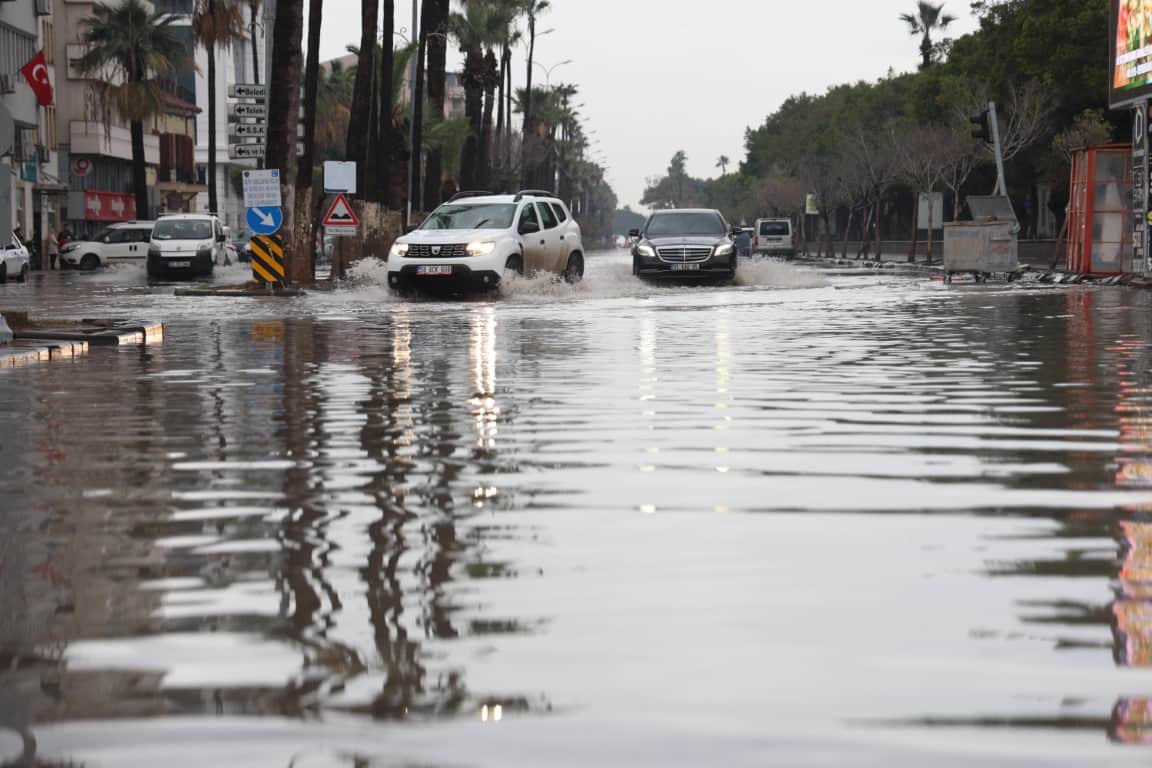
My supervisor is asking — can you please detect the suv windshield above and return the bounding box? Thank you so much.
[153,219,213,241]
[422,203,516,231]
[646,212,726,238]
[759,221,790,236]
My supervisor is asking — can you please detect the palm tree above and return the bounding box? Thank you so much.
[316,60,354,158]
[715,155,729,176]
[519,0,550,187]
[449,0,504,191]
[899,1,956,70]
[77,0,188,220]
[192,0,245,214]
[264,0,303,278]
[422,0,449,211]
[247,0,262,83]
[373,0,395,205]
[479,46,499,189]
[346,0,379,192]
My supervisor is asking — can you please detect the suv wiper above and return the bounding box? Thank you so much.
[473,218,490,229]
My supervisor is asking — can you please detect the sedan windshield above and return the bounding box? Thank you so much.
[646,212,726,238]
[422,203,516,231]
[153,220,213,241]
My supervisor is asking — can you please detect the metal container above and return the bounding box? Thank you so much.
[942,196,1020,282]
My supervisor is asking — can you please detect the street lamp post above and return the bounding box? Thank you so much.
[534,58,573,88]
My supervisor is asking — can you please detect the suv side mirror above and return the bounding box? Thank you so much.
[520,220,540,235]
[628,228,640,238]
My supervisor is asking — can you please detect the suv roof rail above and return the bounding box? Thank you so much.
[513,189,554,202]
[447,190,494,202]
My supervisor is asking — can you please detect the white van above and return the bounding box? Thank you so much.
[753,218,796,259]
[60,221,156,270]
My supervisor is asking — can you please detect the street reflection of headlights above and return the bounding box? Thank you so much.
[714,243,734,257]
[636,244,655,258]
[391,242,409,258]
[466,241,496,256]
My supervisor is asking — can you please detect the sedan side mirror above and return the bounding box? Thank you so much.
[520,220,540,235]
[730,227,743,237]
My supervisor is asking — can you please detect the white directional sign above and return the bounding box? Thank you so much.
[228,103,266,119]
[230,123,267,138]
[242,168,282,207]
[229,83,267,99]
[229,143,306,160]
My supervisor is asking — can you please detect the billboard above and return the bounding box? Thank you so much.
[1111,0,1152,107]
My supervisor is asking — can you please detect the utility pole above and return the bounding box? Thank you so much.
[988,101,1007,198]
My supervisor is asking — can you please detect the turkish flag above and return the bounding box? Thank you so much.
[20,51,52,107]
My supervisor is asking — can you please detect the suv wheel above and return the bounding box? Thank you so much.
[563,252,584,284]
[80,254,99,270]
[0,263,7,283]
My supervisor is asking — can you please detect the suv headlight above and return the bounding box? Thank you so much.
[714,243,734,257]
[636,244,655,258]
[466,241,496,256]
[390,242,409,258]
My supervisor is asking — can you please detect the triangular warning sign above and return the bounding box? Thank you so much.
[323,193,359,227]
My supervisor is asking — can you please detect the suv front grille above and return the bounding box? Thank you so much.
[408,243,467,258]
[657,246,712,263]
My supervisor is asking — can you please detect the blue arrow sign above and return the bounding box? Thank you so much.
[246,206,283,236]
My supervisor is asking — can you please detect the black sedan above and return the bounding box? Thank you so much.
[631,209,739,283]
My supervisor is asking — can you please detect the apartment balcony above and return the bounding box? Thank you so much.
[69,121,159,165]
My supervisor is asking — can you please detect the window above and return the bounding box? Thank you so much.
[42,19,54,64]
[646,212,727,237]
[43,105,57,150]
[128,228,151,242]
[0,22,37,83]
[537,202,558,230]
[758,221,790,237]
[518,203,539,231]
[550,203,568,223]
[422,203,516,230]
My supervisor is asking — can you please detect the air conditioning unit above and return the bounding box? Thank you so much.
[35,0,51,14]
[37,145,50,163]
[0,75,14,94]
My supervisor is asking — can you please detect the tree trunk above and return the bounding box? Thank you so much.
[410,0,432,214]
[840,208,854,259]
[130,118,150,219]
[459,46,483,191]
[478,48,496,190]
[908,194,920,263]
[250,0,260,83]
[521,17,535,188]
[206,10,218,215]
[265,0,303,281]
[293,0,322,284]
[925,191,934,264]
[373,0,394,205]
[422,0,446,212]
[346,0,378,194]
[874,193,883,261]
[495,43,506,175]
[504,46,512,179]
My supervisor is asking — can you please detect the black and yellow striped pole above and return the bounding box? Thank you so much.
[250,234,286,285]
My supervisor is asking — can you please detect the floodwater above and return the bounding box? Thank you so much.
[3,253,1152,766]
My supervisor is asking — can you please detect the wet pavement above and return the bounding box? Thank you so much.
[3,254,1152,765]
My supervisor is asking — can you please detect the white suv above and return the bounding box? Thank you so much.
[387,190,584,292]
[61,220,155,270]
[147,214,228,279]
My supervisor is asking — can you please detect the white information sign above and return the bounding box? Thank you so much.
[323,161,357,194]
[242,169,282,208]
[229,83,267,100]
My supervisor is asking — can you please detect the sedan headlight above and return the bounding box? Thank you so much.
[636,244,655,258]
[714,243,734,257]
[466,241,496,256]
[390,242,409,258]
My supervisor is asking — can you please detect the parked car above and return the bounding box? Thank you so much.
[753,218,796,259]
[60,220,155,270]
[387,190,584,293]
[2,231,30,283]
[630,209,739,283]
[147,214,227,279]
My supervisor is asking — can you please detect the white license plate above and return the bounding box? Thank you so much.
[168,260,191,268]
[671,263,700,271]
[417,265,452,276]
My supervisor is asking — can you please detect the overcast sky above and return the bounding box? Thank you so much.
[315,1,980,211]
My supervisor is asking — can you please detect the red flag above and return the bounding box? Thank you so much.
[20,51,53,107]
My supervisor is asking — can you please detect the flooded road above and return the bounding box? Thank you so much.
[3,252,1152,766]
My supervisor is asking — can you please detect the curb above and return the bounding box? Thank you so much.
[0,313,163,368]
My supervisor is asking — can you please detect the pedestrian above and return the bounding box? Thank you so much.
[46,228,59,270]
[12,226,24,245]
[59,228,72,251]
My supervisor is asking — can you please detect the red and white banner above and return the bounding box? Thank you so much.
[84,191,137,221]
[20,50,53,107]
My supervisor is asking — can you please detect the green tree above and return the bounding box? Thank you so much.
[899,1,956,70]
[716,155,730,175]
[77,0,188,220]
[192,0,245,215]
[519,0,551,187]
[449,0,505,190]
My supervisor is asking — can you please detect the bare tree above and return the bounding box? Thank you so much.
[1052,109,1114,162]
[898,123,953,264]
[843,122,899,261]
[938,122,983,221]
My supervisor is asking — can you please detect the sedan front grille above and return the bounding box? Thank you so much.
[657,246,713,263]
[408,243,468,258]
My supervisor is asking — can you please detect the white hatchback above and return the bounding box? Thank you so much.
[1,231,30,283]
[61,221,155,270]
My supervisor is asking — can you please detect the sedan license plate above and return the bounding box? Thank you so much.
[417,265,452,276]
[671,263,700,271]
[168,260,191,268]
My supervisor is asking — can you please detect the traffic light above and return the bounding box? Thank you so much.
[970,110,993,144]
